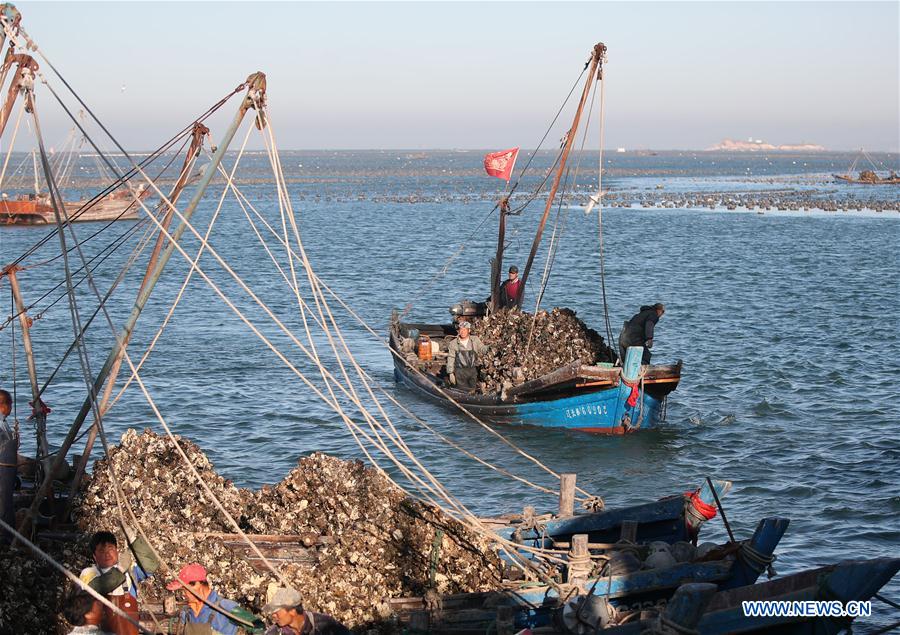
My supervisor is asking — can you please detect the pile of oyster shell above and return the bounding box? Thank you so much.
[472,307,615,394]
[72,429,502,627]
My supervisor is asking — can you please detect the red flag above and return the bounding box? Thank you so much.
[483,147,519,181]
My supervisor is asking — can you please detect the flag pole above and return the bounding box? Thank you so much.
[487,148,517,312]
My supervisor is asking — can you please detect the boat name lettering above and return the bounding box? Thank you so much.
[564,403,608,419]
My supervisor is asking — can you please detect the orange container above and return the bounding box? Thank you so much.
[417,335,433,361]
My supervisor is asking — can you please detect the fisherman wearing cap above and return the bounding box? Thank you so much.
[167,563,263,635]
[446,320,488,392]
[497,265,523,309]
[618,303,665,365]
[78,528,159,634]
[263,587,350,635]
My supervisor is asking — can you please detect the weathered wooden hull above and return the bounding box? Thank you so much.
[0,190,146,226]
[390,320,681,434]
[833,173,900,185]
[390,518,792,633]
[605,557,900,634]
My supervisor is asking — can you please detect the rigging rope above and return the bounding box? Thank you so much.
[0,98,26,189]
[189,167,596,502]
[400,65,585,318]
[3,20,593,592]
[595,71,614,349]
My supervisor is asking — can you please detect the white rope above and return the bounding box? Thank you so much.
[255,111,570,574]
[214,172,594,501]
[6,21,571,580]
[0,98,26,190]
[201,160,560,499]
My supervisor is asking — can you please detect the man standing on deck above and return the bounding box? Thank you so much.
[446,321,488,392]
[79,529,160,635]
[167,563,264,634]
[618,303,665,365]
[497,265,523,309]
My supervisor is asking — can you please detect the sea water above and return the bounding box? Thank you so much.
[1,150,898,630]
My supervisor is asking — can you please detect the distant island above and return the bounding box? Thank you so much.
[707,138,826,152]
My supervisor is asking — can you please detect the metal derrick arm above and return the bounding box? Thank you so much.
[0,49,37,139]
[63,121,213,512]
[518,43,606,305]
[488,198,510,312]
[18,72,269,536]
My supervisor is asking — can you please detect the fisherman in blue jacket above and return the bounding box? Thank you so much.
[618,303,665,365]
[167,563,264,634]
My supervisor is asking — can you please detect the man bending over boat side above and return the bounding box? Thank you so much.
[618,303,665,365]
[447,321,488,392]
[79,528,159,635]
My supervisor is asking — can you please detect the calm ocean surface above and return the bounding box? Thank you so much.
[2,150,898,630]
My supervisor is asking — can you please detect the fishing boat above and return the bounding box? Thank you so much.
[833,149,900,184]
[388,515,791,632]
[388,536,900,634]
[0,187,148,226]
[833,170,900,185]
[390,43,681,434]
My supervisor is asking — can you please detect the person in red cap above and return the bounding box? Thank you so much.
[166,563,263,635]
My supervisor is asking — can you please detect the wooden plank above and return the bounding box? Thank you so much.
[577,365,622,380]
[494,495,685,542]
[505,363,583,398]
[192,532,333,545]
[558,474,576,517]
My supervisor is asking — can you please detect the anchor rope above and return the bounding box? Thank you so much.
[207,157,560,499]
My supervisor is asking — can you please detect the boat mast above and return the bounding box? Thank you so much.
[64,122,212,510]
[19,73,268,534]
[489,198,510,312]
[518,43,606,306]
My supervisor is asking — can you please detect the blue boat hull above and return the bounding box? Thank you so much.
[392,366,664,433]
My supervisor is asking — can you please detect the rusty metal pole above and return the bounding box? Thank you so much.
[518,44,606,303]
[3,265,48,459]
[489,201,508,311]
[64,123,210,513]
[18,73,267,535]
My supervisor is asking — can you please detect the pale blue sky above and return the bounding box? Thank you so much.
[15,2,900,150]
